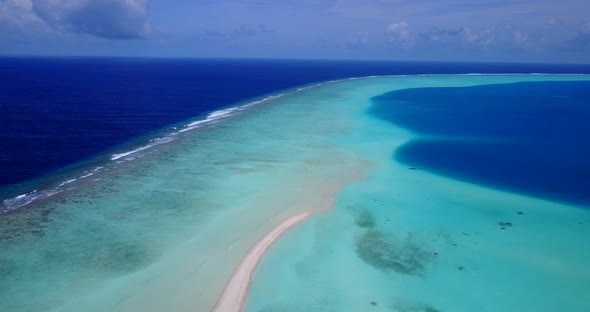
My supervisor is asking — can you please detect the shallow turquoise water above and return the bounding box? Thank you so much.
[1,75,589,312]
[0,78,374,311]
[245,75,590,312]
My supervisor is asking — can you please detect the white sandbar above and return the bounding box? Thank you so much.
[212,212,313,312]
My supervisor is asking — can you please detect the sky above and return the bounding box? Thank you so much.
[0,0,589,63]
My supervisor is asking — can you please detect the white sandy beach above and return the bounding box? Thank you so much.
[212,212,313,312]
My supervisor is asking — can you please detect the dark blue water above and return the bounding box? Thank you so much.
[370,80,590,207]
[1,58,590,204]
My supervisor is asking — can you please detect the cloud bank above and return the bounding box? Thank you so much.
[0,0,151,39]
[1,0,589,62]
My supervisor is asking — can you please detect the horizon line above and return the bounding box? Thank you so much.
[1,55,590,66]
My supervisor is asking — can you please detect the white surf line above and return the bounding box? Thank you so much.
[212,212,313,312]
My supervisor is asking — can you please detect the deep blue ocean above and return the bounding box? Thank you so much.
[1,57,590,210]
[370,80,590,207]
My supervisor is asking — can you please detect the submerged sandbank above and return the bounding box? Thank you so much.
[213,164,367,312]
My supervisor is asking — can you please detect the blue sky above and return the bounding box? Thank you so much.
[0,0,589,63]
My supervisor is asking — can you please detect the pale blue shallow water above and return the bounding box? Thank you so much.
[245,75,590,312]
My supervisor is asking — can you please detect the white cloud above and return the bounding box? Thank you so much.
[456,27,494,47]
[346,31,369,49]
[386,21,411,46]
[0,0,43,32]
[32,0,151,39]
[0,0,152,39]
[460,28,478,43]
[513,31,527,45]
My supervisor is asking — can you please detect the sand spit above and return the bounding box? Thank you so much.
[211,212,312,312]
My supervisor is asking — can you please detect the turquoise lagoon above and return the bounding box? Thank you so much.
[1,75,590,312]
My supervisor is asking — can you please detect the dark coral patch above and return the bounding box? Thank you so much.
[356,230,434,275]
[355,210,376,229]
[394,302,441,312]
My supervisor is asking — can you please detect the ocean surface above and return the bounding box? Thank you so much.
[1,59,590,312]
[2,58,590,210]
[245,75,590,312]
[370,80,590,207]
